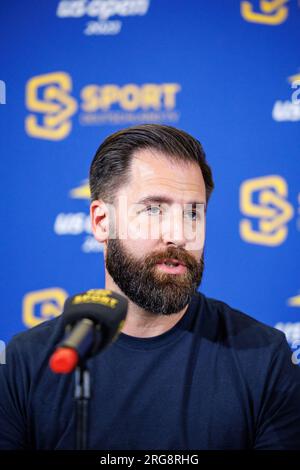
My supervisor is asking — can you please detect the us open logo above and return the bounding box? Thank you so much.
[56,0,151,36]
[272,73,300,122]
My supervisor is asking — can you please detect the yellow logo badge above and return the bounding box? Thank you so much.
[241,0,289,25]
[25,72,77,140]
[23,288,68,328]
[240,175,294,246]
[25,72,181,140]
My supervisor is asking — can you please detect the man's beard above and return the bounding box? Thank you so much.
[105,238,204,315]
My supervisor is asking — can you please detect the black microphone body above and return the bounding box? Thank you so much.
[62,318,102,361]
[50,289,128,373]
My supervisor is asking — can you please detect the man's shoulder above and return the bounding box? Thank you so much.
[200,292,286,348]
[7,316,64,357]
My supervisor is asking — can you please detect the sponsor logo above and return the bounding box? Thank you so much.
[23,288,68,328]
[0,80,6,104]
[25,72,78,140]
[240,0,289,25]
[56,0,150,36]
[239,175,295,246]
[291,74,300,105]
[73,289,118,307]
[54,180,101,253]
[25,72,181,140]
[272,72,300,122]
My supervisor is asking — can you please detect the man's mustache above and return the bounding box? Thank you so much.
[144,249,200,271]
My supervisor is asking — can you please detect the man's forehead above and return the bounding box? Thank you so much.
[126,148,205,197]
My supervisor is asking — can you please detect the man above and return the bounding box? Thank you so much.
[0,124,300,450]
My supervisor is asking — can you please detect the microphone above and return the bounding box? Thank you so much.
[49,289,128,374]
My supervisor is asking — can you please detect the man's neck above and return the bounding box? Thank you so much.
[120,301,189,338]
[105,277,189,338]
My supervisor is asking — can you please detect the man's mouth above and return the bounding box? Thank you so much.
[155,258,187,274]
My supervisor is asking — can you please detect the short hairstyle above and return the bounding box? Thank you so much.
[89,124,214,207]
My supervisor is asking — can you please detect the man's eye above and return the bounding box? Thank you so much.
[184,210,200,221]
[145,205,161,215]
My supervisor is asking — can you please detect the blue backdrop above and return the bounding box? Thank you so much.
[0,0,299,360]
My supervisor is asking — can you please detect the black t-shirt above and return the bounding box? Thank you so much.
[0,291,300,450]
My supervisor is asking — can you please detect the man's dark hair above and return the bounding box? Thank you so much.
[89,124,214,206]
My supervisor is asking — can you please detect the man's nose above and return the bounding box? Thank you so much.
[160,207,186,247]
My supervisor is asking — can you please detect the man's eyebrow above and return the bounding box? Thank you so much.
[135,195,206,208]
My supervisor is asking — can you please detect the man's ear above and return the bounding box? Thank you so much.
[90,200,110,243]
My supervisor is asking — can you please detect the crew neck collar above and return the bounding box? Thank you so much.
[115,291,202,350]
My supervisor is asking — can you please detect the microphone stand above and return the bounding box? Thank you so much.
[49,290,128,450]
[74,363,91,450]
